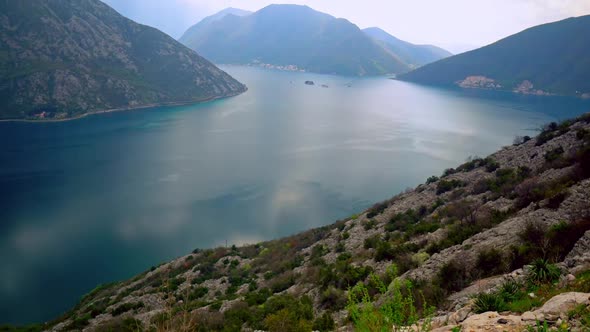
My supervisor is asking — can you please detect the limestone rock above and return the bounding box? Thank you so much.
[531,292,590,321]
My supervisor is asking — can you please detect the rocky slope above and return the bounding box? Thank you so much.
[29,114,590,331]
[0,0,246,120]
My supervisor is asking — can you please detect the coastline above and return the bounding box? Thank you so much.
[0,89,247,123]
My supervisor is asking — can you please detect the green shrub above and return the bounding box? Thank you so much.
[311,245,328,260]
[111,302,144,316]
[347,266,434,331]
[385,209,421,232]
[485,158,500,172]
[527,259,561,285]
[426,176,439,184]
[270,272,297,293]
[544,146,565,162]
[499,280,522,302]
[442,168,456,177]
[476,248,507,277]
[437,260,472,292]
[265,309,312,332]
[363,235,381,249]
[319,287,347,310]
[96,317,143,332]
[473,292,507,313]
[312,312,335,332]
[367,201,389,218]
[363,219,377,230]
[436,179,464,195]
[189,286,208,300]
[245,288,272,306]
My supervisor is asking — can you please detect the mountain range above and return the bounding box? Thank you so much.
[179,5,451,76]
[0,0,246,120]
[399,15,590,96]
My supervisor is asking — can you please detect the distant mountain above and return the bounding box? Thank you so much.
[0,0,246,120]
[363,27,452,68]
[179,4,411,76]
[180,8,253,47]
[399,15,590,96]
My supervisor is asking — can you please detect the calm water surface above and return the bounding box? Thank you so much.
[1,66,589,324]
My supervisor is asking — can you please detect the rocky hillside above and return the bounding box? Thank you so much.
[26,113,590,331]
[0,0,246,120]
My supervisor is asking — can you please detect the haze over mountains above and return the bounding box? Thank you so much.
[180,5,451,76]
[400,15,590,96]
[0,0,246,120]
[363,27,452,69]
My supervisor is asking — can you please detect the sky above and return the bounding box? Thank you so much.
[102,0,590,54]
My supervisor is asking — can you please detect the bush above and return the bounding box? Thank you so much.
[245,288,272,306]
[527,259,561,284]
[442,168,456,177]
[436,179,464,195]
[498,280,522,302]
[265,309,312,332]
[311,245,328,260]
[363,235,381,249]
[363,219,377,230]
[437,260,471,292]
[426,175,439,184]
[111,302,144,316]
[312,312,335,332]
[385,209,422,232]
[367,201,389,218]
[473,293,507,313]
[347,266,434,331]
[189,286,208,300]
[319,287,347,310]
[475,248,507,278]
[270,272,297,293]
[544,146,565,162]
[96,317,143,332]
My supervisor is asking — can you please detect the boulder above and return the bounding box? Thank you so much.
[460,312,524,332]
[531,292,590,321]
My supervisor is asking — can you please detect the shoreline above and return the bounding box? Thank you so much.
[0,89,247,123]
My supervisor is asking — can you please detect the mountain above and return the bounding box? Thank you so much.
[179,4,411,76]
[20,113,590,331]
[179,7,252,47]
[399,15,590,96]
[0,0,247,120]
[363,27,452,68]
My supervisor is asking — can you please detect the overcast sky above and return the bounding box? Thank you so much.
[102,0,590,54]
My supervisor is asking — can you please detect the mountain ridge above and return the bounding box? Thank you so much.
[0,0,247,120]
[398,15,590,96]
[362,27,452,68]
[179,4,411,76]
